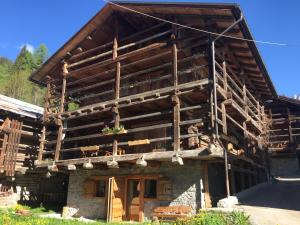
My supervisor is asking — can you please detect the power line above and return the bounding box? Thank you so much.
[103,0,290,47]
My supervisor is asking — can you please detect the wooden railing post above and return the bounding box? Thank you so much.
[257,102,262,130]
[222,61,228,93]
[243,85,248,118]
[221,102,227,135]
[54,63,68,161]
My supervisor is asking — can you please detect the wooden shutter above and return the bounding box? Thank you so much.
[83,179,96,198]
[157,179,172,200]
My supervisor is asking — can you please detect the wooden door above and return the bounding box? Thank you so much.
[126,178,144,222]
[107,177,125,222]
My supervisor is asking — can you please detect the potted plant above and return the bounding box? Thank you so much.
[102,126,113,135]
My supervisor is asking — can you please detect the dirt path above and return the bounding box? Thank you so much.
[237,173,300,225]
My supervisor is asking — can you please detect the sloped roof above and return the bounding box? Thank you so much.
[0,94,43,119]
[278,95,300,106]
[29,1,277,99]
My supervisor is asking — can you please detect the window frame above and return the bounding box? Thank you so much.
[143,179,158,201]
[95,179,107,198]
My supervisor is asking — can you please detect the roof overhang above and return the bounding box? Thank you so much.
[30,1,277,99]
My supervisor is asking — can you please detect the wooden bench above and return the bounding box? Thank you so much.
[152,205,191,221]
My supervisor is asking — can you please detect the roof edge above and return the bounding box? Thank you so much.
[231,5,277,99]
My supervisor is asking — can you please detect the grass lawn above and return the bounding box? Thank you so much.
[0,204,251,225]
[0,204,150,225]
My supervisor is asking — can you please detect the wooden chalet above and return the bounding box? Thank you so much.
[29,2,276,221]
[266,96,300,175]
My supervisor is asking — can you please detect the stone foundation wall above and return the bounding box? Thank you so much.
[66,160,204,220]
[0,193,18,208]
[270,156,299,176]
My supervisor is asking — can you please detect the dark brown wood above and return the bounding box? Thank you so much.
[173,95,180,153]
[287,107,293,144]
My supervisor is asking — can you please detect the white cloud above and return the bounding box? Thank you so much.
[19,43,34,53]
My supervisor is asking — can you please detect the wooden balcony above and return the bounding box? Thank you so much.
[36,23,268,168]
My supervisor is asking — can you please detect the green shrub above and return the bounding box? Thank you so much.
[176,211,250,225]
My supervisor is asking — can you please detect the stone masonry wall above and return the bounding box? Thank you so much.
[66,160,204,220]
[270,156,299,176]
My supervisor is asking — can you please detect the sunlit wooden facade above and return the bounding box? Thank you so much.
[30,2,276,221]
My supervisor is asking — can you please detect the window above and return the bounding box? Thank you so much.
[144,179,157,199]
[95,180,106,197]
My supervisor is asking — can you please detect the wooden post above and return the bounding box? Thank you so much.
[243,85,248,118]
[173,95,180,152]
[222,61,228,93]
[202,161,212,208]
[55,63,68,161]
[230,168,236,194]
[172,25,180,153]
[257,102,261,121]
[38,77,51,161]
[172,26,178,89]
[243,122,247,139]
[112,35,120,157]
[139,178,145,222]
[221,102,227,135]
[287,107,293,144]
[38,126,46,161]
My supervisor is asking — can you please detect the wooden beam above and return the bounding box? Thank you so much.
[38,77,52,161]
[112,34,120,157]
[172,26,180,153]
[36,148,220,167]
[54,63,68,161]
[69,23,167,62]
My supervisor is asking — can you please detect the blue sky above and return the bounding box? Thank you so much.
[0,0,299,97]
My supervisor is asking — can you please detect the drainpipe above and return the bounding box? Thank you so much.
[211,13,243,198]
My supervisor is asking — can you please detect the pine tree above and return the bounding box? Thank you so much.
[13,46,34,72]
[2,44,48,106]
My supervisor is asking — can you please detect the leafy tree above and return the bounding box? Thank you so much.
[33,44,48,69]
[0,57,13,92]
[5,70,28,100]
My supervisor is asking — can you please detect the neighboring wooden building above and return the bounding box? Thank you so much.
[0,95,69,208]
[0,94,43,177]
[29,2,276,221]
[266,96,300,175]
[0,94,43,206]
